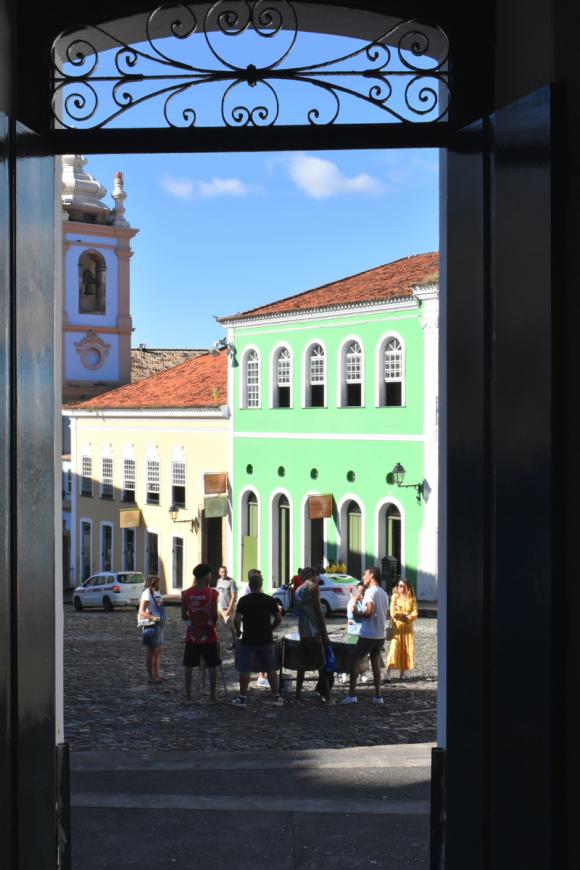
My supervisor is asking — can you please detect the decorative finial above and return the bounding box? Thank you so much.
[112,171,130,227]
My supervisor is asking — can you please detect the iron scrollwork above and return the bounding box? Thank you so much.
[52,1,450,129]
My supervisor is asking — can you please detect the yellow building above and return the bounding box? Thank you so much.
[66,351,230,594]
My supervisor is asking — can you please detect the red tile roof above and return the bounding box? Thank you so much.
[71,350,227,410]
[219,252,438,322]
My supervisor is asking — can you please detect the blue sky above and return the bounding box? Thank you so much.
[87,148,439,349]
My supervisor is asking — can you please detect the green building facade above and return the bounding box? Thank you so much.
[219,254,439,601]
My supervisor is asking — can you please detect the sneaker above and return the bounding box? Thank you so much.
[231,696,247,707]
[255,677,270,688]
[338,695,358,705]
[372,696,384,705]
[271,695,284,706]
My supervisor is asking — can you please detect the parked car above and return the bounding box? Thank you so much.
[72,572,145,612]
[272,573,356,617]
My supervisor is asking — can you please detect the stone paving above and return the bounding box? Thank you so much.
[63,604,438,752]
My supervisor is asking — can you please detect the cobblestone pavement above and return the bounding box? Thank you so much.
[64,604,438,752]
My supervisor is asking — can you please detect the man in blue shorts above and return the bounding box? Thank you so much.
[232,569,283,707]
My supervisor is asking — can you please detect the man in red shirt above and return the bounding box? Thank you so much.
[181,563,220,703]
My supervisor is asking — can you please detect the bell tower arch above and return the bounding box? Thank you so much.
[61,154,138,402]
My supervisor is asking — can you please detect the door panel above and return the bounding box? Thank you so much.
[490,85,552,870]
[242,535,258,581]
[444,119,487,870]
[445,86,554,870]
[15,124,56,870]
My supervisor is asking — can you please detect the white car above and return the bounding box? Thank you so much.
[73,572,145,612]
[272,573,357,617]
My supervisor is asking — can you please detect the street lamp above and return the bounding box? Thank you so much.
[168,504,199,533]
[210,337,236,358]
[391,463,424,503]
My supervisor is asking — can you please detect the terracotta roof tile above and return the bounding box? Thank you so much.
[219,252,438,322]
[131,347,207,382]
[73,350,227,410]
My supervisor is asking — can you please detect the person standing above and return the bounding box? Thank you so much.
[295,566,331,703]
[216,565,238,650]
[231,569,283,707]
[339,566,389,705]
[385,579,418,680]
[238,570,270,687]
[181,563,220,703]
[138,575,166,683]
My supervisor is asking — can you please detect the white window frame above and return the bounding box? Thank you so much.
[146,459,161,505]
[80,455,93,496]
[375,332,405,408]
[100,522,114,572]
[122,457,136,502]
[302,341,327,408]
[241,346,261,409]
[270,344,292,408]
[337,336,365,408]
[100,455,114,499]
[171,460,187,508]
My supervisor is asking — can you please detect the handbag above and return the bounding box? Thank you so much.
[386,623,396,641]
[137,617,157,629]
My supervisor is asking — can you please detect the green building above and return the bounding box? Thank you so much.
[218,253,439,601]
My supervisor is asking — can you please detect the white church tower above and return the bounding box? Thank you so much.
[61,155,138,403]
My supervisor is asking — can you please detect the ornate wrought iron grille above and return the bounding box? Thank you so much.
[52,2,450,129]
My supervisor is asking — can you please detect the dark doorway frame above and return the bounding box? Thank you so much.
[2,2,576,870]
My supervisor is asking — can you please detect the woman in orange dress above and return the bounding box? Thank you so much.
[386,579,418,680]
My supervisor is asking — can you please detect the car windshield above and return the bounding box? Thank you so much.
[117,572,145,584]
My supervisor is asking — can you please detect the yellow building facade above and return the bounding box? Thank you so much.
[66,352,230,594]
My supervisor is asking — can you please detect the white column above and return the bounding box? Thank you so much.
[413,283,439,601]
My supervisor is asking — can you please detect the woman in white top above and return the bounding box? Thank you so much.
[137,575,166,683]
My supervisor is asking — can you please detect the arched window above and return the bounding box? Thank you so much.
[273,347,291,408]
[342,340,363,407]
[306,344,325,407]
[243,349,260,408]
[78,250,106,314]
[381,337,404,407]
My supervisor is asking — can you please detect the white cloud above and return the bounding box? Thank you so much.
[160,175,195,200]
[195,177,251,198]
[287,154,386,200]
[160,175,255,200]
